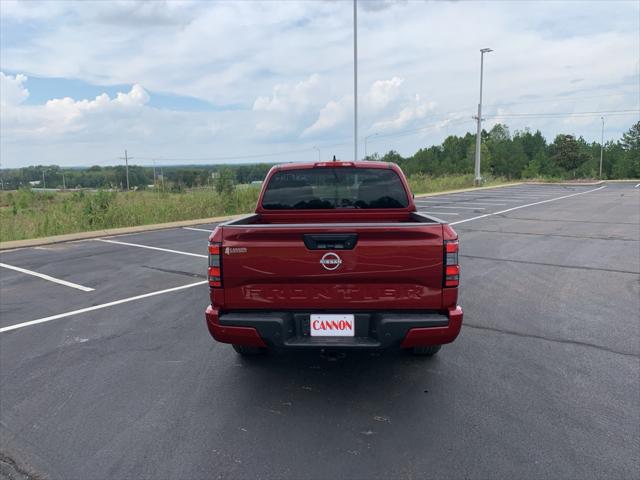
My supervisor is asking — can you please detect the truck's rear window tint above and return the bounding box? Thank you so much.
[261,167,409,209]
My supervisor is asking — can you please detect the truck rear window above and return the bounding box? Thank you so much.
[261,167,410,209]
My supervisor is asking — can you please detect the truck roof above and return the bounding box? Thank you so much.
[273,161,396,171]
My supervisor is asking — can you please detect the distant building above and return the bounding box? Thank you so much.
[28,180,41,186]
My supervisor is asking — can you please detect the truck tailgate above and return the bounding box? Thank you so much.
[220,223,444,310]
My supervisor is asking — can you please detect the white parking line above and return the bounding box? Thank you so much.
[416,200,507,206]
[416,205,485,210]
[438,196,543,202]
[183,227,213,233]
[450,186,606,226]
[463,194,545,199]
[421,211,460,216]
[0,262,95,292]
[451,191,545,196]
[0,280,208,334]
[95,239,207,258]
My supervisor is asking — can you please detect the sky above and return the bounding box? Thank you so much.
[0,0,639,168]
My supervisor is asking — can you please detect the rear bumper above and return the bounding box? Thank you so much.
[205,305,463,350]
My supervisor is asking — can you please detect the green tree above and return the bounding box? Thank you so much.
[215,167,236,195]
[381,150,404,164]
[548,134,590,176]
[620,121,640,151]
[615,121,640,178]
[522,150,545,178]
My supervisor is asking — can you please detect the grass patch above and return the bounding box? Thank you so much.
[407,173,509,194]
[0,187,261,242]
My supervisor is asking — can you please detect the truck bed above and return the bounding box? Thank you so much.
[222,211,445,226]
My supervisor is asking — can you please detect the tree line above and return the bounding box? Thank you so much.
[1,121,638,191]
[0,163,274,192]
[370,121,639,180]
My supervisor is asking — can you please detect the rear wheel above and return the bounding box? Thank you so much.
[232,344,267,356]
[411,345,441,356]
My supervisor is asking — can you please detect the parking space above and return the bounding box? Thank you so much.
[414,184,602,223]
[0,235,207,330]
[0,182,638,479]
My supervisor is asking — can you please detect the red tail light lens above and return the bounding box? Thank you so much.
[444,239,459,287]
[208,242,222,287]
[445,265,460,287]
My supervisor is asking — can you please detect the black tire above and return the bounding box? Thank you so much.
[232,344,267,356]
[411,345,442,356]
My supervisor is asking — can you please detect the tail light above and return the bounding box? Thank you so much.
[444,239,459,287]
[208,242,222,287]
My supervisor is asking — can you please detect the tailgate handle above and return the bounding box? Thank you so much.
[303,234,358,250]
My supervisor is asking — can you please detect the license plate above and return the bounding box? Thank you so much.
[310,314,355,337]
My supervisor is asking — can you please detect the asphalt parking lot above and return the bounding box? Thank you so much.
[1,182,638,480]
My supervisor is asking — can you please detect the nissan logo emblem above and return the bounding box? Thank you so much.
[320,252,342,271]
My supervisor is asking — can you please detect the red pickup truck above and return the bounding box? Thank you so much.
[205,161,463,357]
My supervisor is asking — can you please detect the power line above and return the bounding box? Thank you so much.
[485,109,639,118]
[369,117,472,142]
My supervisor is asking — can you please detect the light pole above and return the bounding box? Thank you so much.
[599,116,604,178]
[474,47,493,186]
[313,146,321,161]
[353,0,358,162]
[364,133,378,159]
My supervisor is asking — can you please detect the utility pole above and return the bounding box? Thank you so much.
[152,159,157,189]
[119,149,132,191]
[313,146,321,161]
[62,172,66,190]
[42,170,46,189]
[599,116,605,178]
[474,47,493,186]
[353,0,358,161]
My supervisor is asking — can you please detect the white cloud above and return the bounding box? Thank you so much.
[253,74,321,114]
[1,1,638,166]
[372,94,436,132]
[302,96,352,137]
[365,77,404,111]
[1,81,227,146]
[303,77,433,137]
[0,72,29,106]
[36,84,150,133]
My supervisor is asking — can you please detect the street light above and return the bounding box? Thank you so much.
[364,133,378,159]
[599,117,605,178]
[353,0,358,162]
[474,47,493,186]
[313,146,321,161]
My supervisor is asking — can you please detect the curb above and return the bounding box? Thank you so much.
[0,214,243,251]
